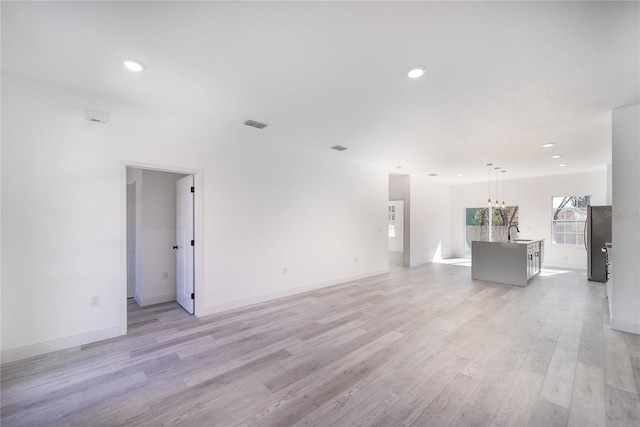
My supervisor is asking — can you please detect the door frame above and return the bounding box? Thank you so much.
[388,200,405,253]
[126,183,136,299]
[389,198,409,267]
[120,161,203,334]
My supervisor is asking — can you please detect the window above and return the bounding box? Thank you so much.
[551,195,590,246]
[388,205,396,237]
[464,206,519,256]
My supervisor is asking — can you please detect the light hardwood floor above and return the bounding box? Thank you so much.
[2,259,640,426]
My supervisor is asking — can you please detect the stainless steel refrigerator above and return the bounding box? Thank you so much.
[585,205,612,282]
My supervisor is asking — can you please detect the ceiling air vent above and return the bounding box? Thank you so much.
[243,119,268,129]
[331,145,348,151]
[85,108,110,124]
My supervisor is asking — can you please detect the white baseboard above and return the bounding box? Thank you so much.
[610,318,640,335]
[137,292,176,306]
[199,268,389,317]
[1,327,122,364]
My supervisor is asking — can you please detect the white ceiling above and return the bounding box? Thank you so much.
[2,1,638,184]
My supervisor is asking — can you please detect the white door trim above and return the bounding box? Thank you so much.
[120,161,204,335]
[126,183,136,299]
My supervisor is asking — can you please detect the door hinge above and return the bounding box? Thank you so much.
[191,240,195,246]
[191,186,194,193]
[191,293,195,300]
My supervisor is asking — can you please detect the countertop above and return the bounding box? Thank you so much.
[476,239,544,247]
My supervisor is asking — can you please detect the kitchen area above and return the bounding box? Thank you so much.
[444,104,637,336]
[470,204,612,292]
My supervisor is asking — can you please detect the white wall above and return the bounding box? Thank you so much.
[452,171,607,269]
[1,74,390,361]
[409,176,453,266]
[607,163,613,205]
[611,103,640,334]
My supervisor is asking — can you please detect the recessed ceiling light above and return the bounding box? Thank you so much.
[123,59,146,72]
[558,163,568,167]
[428,173,438,177]
[542,143,555,148]
[407,66,426,79]
[551,154,562,159]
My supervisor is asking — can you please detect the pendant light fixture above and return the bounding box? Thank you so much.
[501,170,506,210]
[487,163,493,207]
[494,166,500,209]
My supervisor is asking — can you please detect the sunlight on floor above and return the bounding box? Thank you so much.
[434,259,578,276]
[433,258,472,267]
[539,268,574,277]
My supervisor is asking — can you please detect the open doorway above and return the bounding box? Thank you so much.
[388,200,405,269]
[389,174,410,267]
[126,167,195,317]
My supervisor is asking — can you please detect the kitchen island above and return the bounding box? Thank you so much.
[471,239,544,286]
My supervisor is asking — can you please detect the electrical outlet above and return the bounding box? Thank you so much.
[354,257,358,263]
[282,267,287,274]
[162,272,169,280]
[90,295,100,306]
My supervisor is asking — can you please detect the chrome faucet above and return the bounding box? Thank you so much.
[508,225,520,241]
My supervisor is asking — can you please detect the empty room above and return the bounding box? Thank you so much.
[1,1,639,426]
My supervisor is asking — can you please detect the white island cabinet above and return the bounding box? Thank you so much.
[471,240,544,286]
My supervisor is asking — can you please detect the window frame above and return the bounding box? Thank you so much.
[551,195,591,247]
[464,206,519,257]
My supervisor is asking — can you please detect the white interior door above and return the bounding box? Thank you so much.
[176,175,194,314]
[126,184,136,299]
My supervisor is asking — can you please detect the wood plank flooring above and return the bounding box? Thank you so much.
[2,260,640,426]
